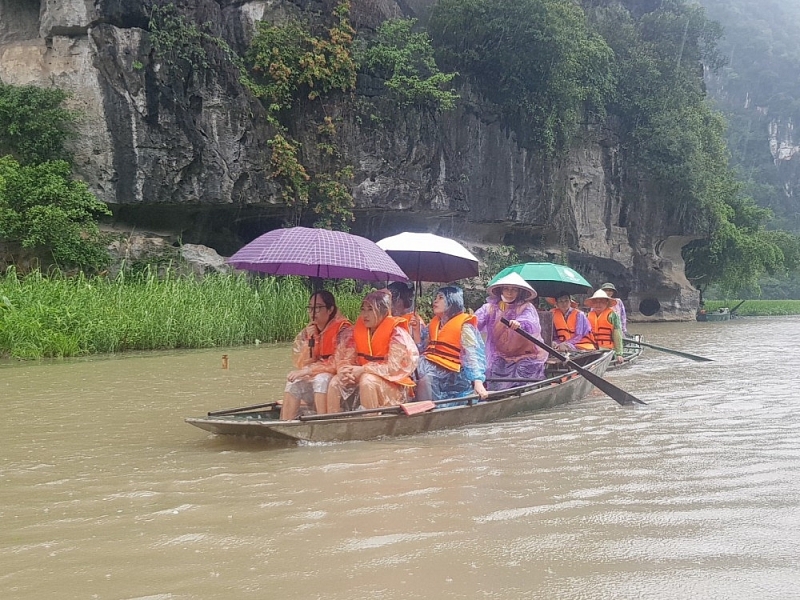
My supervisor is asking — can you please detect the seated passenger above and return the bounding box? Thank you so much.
[549,291,597,352]
[585,289,625,365]
[599,282,628,335]
[281,291,354,420]
[326,290,419,412]
[474,272,548,390]
[387,281,424,346]
[415,286,489,403]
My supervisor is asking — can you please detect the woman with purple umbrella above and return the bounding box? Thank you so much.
[280,291,354,420]
[474,272,549,390]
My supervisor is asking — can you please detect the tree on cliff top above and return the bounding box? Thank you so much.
[428,0,614,155]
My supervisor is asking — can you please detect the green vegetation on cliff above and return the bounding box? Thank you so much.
[430,0,614,154]
[0,83,110,272]
[246,0,358,230]
[356,18,459,111]
[425,0,798,294]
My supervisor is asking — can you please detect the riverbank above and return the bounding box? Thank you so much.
[0,269,363,359]
[705,299,800,316]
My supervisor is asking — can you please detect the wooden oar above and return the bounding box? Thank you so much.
[729,299,746,315]
[500,318,645,406]
[623,338,713,362]
[208,401,279,416]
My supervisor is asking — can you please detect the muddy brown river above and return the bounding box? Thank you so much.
[2,317,799,599]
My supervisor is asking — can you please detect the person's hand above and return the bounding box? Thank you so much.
[473,380,489,400]
[615,354,625,365]
[555,342,570,353]
[339,365,365,386]
[287,368,309,382]
[507,319,521,330]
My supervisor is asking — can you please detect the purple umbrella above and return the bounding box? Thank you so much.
[227,227,409,282]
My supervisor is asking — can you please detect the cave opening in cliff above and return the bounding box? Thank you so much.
[639,297,661,316]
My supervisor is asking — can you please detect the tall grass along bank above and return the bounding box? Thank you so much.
[705,300,800,316]
[0,269,364,359]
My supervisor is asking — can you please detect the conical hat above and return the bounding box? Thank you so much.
[584,288,618,308]
[486,272,537,301]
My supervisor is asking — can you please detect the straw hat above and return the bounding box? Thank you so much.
[599,282,617,293]
[584,289,618,308]
[487,272,537,301]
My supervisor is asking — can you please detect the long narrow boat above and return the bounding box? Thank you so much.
[607,333,644,369]
[185,351,614,444]
[697,307,731,321]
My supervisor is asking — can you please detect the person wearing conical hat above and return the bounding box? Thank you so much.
[600,282,628,335]
[585,289,624,364]
[474,272,548,390]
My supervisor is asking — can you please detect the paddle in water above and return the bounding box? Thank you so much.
[623,338,713,362]
[500,318,645,406]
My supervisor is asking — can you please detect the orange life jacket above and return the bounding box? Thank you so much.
[312,316,351,360]
[588,308,615,349]
[353,316,415,388]
[396,312,425,330]
[424,313,477,372]
[552,308,596,350]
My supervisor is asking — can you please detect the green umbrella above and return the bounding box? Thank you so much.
[489,262,592,298]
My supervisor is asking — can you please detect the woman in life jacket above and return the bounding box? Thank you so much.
[548,291,596,352]
[387,281,425,347]
[415,286,489,403]
[281,290,354,420]
[474,272,548,390]
[599,282,628,335]
[585,289,625,365]
[326,290,419,412]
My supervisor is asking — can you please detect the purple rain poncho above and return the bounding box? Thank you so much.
[474,297,548,391]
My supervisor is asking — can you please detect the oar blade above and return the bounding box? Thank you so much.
[625,339,713,362]
[568,360,646,405]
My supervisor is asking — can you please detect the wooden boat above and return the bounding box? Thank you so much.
[607,334,644,369]
[185,351,614,444]
[697,307,731,322]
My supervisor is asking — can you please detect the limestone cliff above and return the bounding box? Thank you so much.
[0,0,701,320]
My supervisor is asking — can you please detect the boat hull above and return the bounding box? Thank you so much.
[185,352,614,444]
[697,309,731,322]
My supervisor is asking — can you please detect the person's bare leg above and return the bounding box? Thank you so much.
[326,376,344,414]
[280,391,301,420]
[314,392,327,414]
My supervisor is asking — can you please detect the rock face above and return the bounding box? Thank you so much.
[0,0,701,320]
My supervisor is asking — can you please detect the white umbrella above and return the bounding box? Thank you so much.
[376,232,479,282]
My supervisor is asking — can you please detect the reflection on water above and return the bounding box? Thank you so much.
[3,318,800,599]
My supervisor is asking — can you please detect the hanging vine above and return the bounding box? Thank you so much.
[246,1,356,229]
